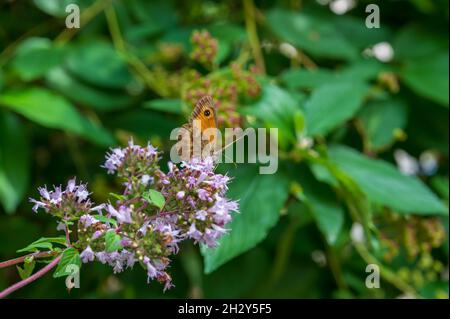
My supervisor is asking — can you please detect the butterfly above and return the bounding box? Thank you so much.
[176,95,219,161]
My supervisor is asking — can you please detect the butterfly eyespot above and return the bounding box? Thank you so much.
[203,110,211,117]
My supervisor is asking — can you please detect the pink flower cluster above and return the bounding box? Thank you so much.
[30,140,238,291]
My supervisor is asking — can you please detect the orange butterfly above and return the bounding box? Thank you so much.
[176,95,219,161]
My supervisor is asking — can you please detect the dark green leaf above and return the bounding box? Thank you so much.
[358,98,408,151]
[46,68,134,111]
[0,112,30,214]
[244,84,299,148]
[328,145,448,215]
[65,41,133,89]
[295,171,344,245]
[400,52,449,106]
[201,165,289,274]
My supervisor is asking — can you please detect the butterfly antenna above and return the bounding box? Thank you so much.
[214,130,248,156]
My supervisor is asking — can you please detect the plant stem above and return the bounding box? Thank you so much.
[0,255,61,299]
[104,4,158,91]
[326,244,348,291]
[269,216,300,286]
[354,242,420,298]
[54,0,110,44]
[243,0,266,74]
[0,251,58,269]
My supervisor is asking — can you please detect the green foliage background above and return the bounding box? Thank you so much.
[0,0,448,298]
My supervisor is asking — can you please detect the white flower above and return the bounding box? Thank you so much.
[372,42,394,62]
[394,149,419,176]
[330,0,355,15]
[350,223,365,244]
[279,42,298,59]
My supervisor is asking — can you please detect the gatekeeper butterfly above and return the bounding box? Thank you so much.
[176,95,218,161]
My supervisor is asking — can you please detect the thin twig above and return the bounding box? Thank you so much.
[243,0,266,74]
[0,251,58,269]
[0,255,62,299]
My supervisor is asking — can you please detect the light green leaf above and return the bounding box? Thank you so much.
[53,248,81,278]
[143,189,166,210]
[105,230,123,252]
[304,81,369,135]
[33,0,86,17]
[0,112,30,214]
[93,215,118,226]
[0,87,114,146]
[11,37,65,81]
[17,236,67,253]
[266,9,358,60]
[143,99,183,114]
[201,165,289,274]
[328,145,448,215]
[17,257,36,280]
[281,68,338,90]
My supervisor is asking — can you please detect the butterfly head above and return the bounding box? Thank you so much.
[191,95,217,130]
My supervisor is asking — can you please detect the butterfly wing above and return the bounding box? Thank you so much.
[190,95,218,131]
[177,95,218,161]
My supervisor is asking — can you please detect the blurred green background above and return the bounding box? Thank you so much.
[0,0,448,298]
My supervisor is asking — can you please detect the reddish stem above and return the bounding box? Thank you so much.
[0,255,61,299]
[0,251,57,269]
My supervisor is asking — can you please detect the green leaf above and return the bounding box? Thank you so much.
[294,170,344,245]
[393,25,448,60]
[17,257,35,280]
[105,230,122,252]
[400,52,449,106]
[304,81,369,136]
[244,84,299,148]
[358,98,408,151]
[143,189,166,210]
[201,165,289,274]
[280,59,386,90]
[430,176,449,200]
[93,215,118,226]
[281,68,338,90]
[109,192,126,201]
[10,37,65,81]
[33,0,86,17]
[53,248,81,278]
[266,9,358,60]
[46,68,133,111]
[0,112,30,214]
[65,41,133,89]
[0,87,114,146]
[143,99,183,114]
[328,145,448,215]
[331,14,391,50]
[17,236,67,253]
